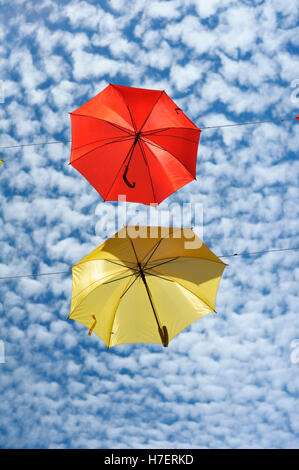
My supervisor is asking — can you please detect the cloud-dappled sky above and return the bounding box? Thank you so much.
[0,0,299,449]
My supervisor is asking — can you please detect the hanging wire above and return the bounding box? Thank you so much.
[0,247,298,280]
[0,270,70,280]
[218,247,299,258]
[0,140,71,150]
[0,116,297,151]
[200,117,298,130]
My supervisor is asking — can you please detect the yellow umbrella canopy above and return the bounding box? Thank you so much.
[68,226,226,348]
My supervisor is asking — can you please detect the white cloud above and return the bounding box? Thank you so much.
[170,61,210,91]
[190,0,233,19]
[146,1,181,19]
[71,49,124,80]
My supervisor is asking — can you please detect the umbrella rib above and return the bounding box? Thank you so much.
[171,278,215,312]
[143,140,195,181]
[139,90,165,132]
[104,140,136,200]
[143,133,199,144]
[140,229,226,272]
[145,271,174,283]
[142,126,199,136]
[110,84,137,131]
[107,275,136,349]
[142,239,163,269]
[76,258,138,271]
[70,136,135,165]
[69,268,129,315]
[145,255,225,271]
[102,272,136,286]
[147,266,216,312]
[103,259,139,271]
[143,257,179,271]
[71,112,134,135]
[142,127,172,136]
[128,237,140,264]
[141,226,187,268]
[119,273,140,299]
[146,259,226,312]
[71,135,133,152]
[138,140,157,203]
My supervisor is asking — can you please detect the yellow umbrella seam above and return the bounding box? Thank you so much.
[146,255,225,270]
[69,268,131,317]
[147,267,217,313]
[75,258,138,269]
[107,275,135,349]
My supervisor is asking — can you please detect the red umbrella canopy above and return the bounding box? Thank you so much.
[70,84,201,205]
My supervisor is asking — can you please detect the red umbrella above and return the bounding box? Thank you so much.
[70,84,201,205]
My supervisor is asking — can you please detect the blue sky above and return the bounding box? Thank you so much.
[0,0,299,449]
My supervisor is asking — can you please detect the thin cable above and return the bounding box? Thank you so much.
[0,247,298,280]
[0,270,69,280]
[0,247,299,280]
[0,140,71,150]
[200,117,298,130]
[0,116,297,150]
[218,247,299,258]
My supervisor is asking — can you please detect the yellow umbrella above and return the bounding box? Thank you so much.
[68,226,226,348]
[0,158,3,166]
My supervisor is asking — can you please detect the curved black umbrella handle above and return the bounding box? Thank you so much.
[122,132,141,188]
[123,165,136,188]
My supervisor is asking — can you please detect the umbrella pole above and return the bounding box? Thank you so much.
[138,263,169,347]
